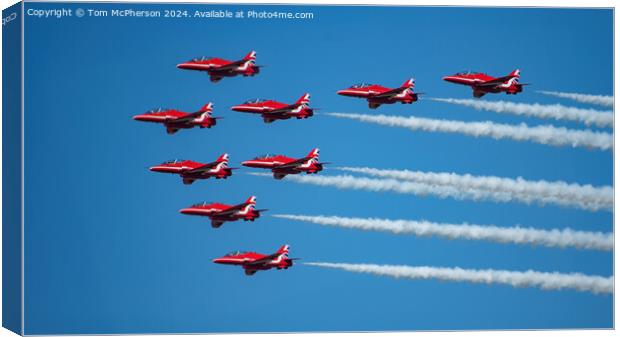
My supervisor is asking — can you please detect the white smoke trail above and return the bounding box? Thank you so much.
[251,173,609,212]
[273,214,613,251]
[537,91,614,108]
[326,113,612,151]
[305,262,613,294]
[336,167,613,212]
[431,98,613,128]
[249,173,519,204]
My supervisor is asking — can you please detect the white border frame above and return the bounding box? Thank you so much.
[0,1,616,336]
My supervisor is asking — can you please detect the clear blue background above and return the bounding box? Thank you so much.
[23,3,612,334]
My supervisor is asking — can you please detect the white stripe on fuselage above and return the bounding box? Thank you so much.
[395,88,410,98]
[216,257,248,263]
[339,89,371,96]
[243,160,285,166]
[200,206,251,216]
[152,166,191,172]
[209,162,227,173]
[238,106,268,111]
[237,60,254,71]
[185,208,220,214]
[237,203,254,215]
[193,112,210,123]
[446,76,517,87]
[140,115,170,121]
[499,77,518,88]
[299,158,316,169]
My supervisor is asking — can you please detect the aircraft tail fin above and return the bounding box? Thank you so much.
[200,102,213,113]
[401,78,415,89]
[245,195,257,206]
[238,51,257,72]
[193,103,214,122]
[238,196,257,215]
[277,244,290,255]
[215,153,229,166]
[508,69,520,78]
[295,93,311,107]
[244,50,257,61]
[307,148,320,160]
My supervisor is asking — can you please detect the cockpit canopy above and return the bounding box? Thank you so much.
[191,201,211,207]
[244,98,268,104]
[146,107,170,113]
[455,71,484,76]
[188,56,212,62]
[350,83,375,88]
[254,154,278,159]
[162,159,186,164]
[226,250,249,256]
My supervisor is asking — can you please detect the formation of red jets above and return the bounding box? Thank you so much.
[134,50,527,276]
[134,50,527,134]
[149,148,325,184]
[145,147,322,275]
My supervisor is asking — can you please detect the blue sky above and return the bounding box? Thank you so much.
[23,3,612,334]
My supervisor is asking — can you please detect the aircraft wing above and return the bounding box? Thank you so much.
[209,59,247,72]
[184,162,219,174]
[212,203,248,217]
[273,157,311,170]
[244,253,280,267]
[262,105,296,116]
[370,87,408,99]
[167,111,204,125]
[473,90,487,98]
[476,76,516,87]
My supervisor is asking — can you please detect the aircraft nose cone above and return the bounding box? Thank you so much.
[337,89,358,97]
[176,63,187,69]
[212,257,224,264]
[133,114,146,121]
[149,165,171,173]
[241,160,251,166]
[179,208,191,214]
[231,105,244,111]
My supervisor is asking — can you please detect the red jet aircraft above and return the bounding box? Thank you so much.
[133,103,219,135]
[177,51,260,83]
[337,78,420,109]
[213,244,298,276]
[179,196,266,228]
[442,69,526,98]
[242,148,326,180]
[149,154,233,185]
[231,93,313,123]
